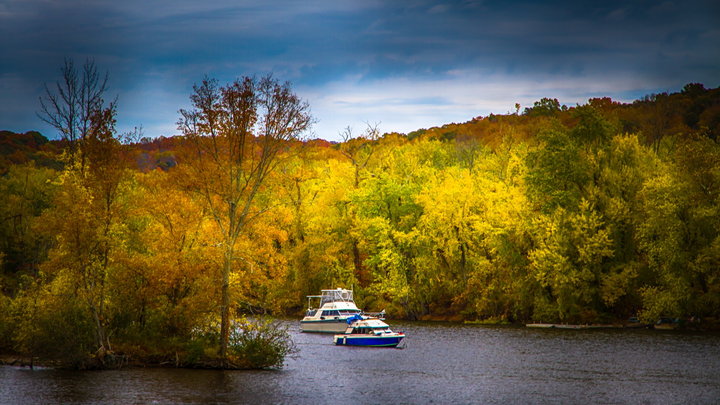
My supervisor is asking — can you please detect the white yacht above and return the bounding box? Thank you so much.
[300,288,363,333]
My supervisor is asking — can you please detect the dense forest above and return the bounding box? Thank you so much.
[1,73,719,368]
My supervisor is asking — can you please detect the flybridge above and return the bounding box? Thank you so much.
[304,288,356,313]
[308,288,354,307]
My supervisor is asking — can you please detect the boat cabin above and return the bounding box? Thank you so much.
[350,325,393,335]
[301,288,362,333]
[344,318,394,335]
[305,308,362,317]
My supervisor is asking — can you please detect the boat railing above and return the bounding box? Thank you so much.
[362,310,386,320]
[305,289,357,311]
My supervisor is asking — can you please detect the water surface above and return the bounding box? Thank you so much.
[2,321,719,404]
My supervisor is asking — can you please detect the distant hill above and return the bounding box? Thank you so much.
[3,83,718,174]
[405,83,720,147]
[0,130,64,174]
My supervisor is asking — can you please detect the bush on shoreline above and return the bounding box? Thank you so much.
[1,315,296,370]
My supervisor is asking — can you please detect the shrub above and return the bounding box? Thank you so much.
[0,290,12,350]
[185,316,296,369]
[227,317,297,369]
[11,293,96,368]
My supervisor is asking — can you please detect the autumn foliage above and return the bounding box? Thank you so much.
[1,82,720,368]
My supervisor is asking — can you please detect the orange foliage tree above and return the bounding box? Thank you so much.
[176,75,312,364]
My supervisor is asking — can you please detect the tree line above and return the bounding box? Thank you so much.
[1,61,719,368]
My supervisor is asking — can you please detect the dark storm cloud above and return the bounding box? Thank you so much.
[1,0,718,140]
[354,0,719,80]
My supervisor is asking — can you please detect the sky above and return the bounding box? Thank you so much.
[1,0,719,142]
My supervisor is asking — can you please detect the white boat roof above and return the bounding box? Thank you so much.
[318,301,360,310]
[353,318,389,328]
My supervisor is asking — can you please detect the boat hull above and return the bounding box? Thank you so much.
[300,319,350,333]
[333,334,405,347]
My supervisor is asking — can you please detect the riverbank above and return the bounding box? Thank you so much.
[0,345,291,371]
[0,351,133,370]
[0,354,39,368]
[525,323,648,329]
[461,317,720,331]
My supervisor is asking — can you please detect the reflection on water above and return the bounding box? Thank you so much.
[2,322,720,404]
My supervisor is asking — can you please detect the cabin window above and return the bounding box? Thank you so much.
[306,310,317,317]
[321,310,340,316]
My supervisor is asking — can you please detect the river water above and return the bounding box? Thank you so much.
[2,321,719,404]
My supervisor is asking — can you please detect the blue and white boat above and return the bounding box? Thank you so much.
[333,314,405,347]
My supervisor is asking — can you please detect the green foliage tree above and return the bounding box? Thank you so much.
[571,105,617,145]
[637,135,720,322]
[10,276,97,368]
[0,163,57,284]
[526,128,590,212]
[528,201,614,322]
[524,98,563,117]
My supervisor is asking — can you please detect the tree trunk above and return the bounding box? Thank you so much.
[219,247,232,365]
[352,239,365,284]
[92,308,107,352]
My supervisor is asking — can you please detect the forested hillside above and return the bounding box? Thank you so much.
[1,83,719,367]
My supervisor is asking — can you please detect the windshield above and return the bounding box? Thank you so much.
[320,289,353,305]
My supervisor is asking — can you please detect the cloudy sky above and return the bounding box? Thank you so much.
[2,0,719,141]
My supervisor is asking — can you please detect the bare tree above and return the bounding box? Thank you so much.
[177,75,312,365]
[338,122,380,188]
[38,58,109,162]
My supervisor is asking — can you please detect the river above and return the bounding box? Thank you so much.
[1,321,719,404]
